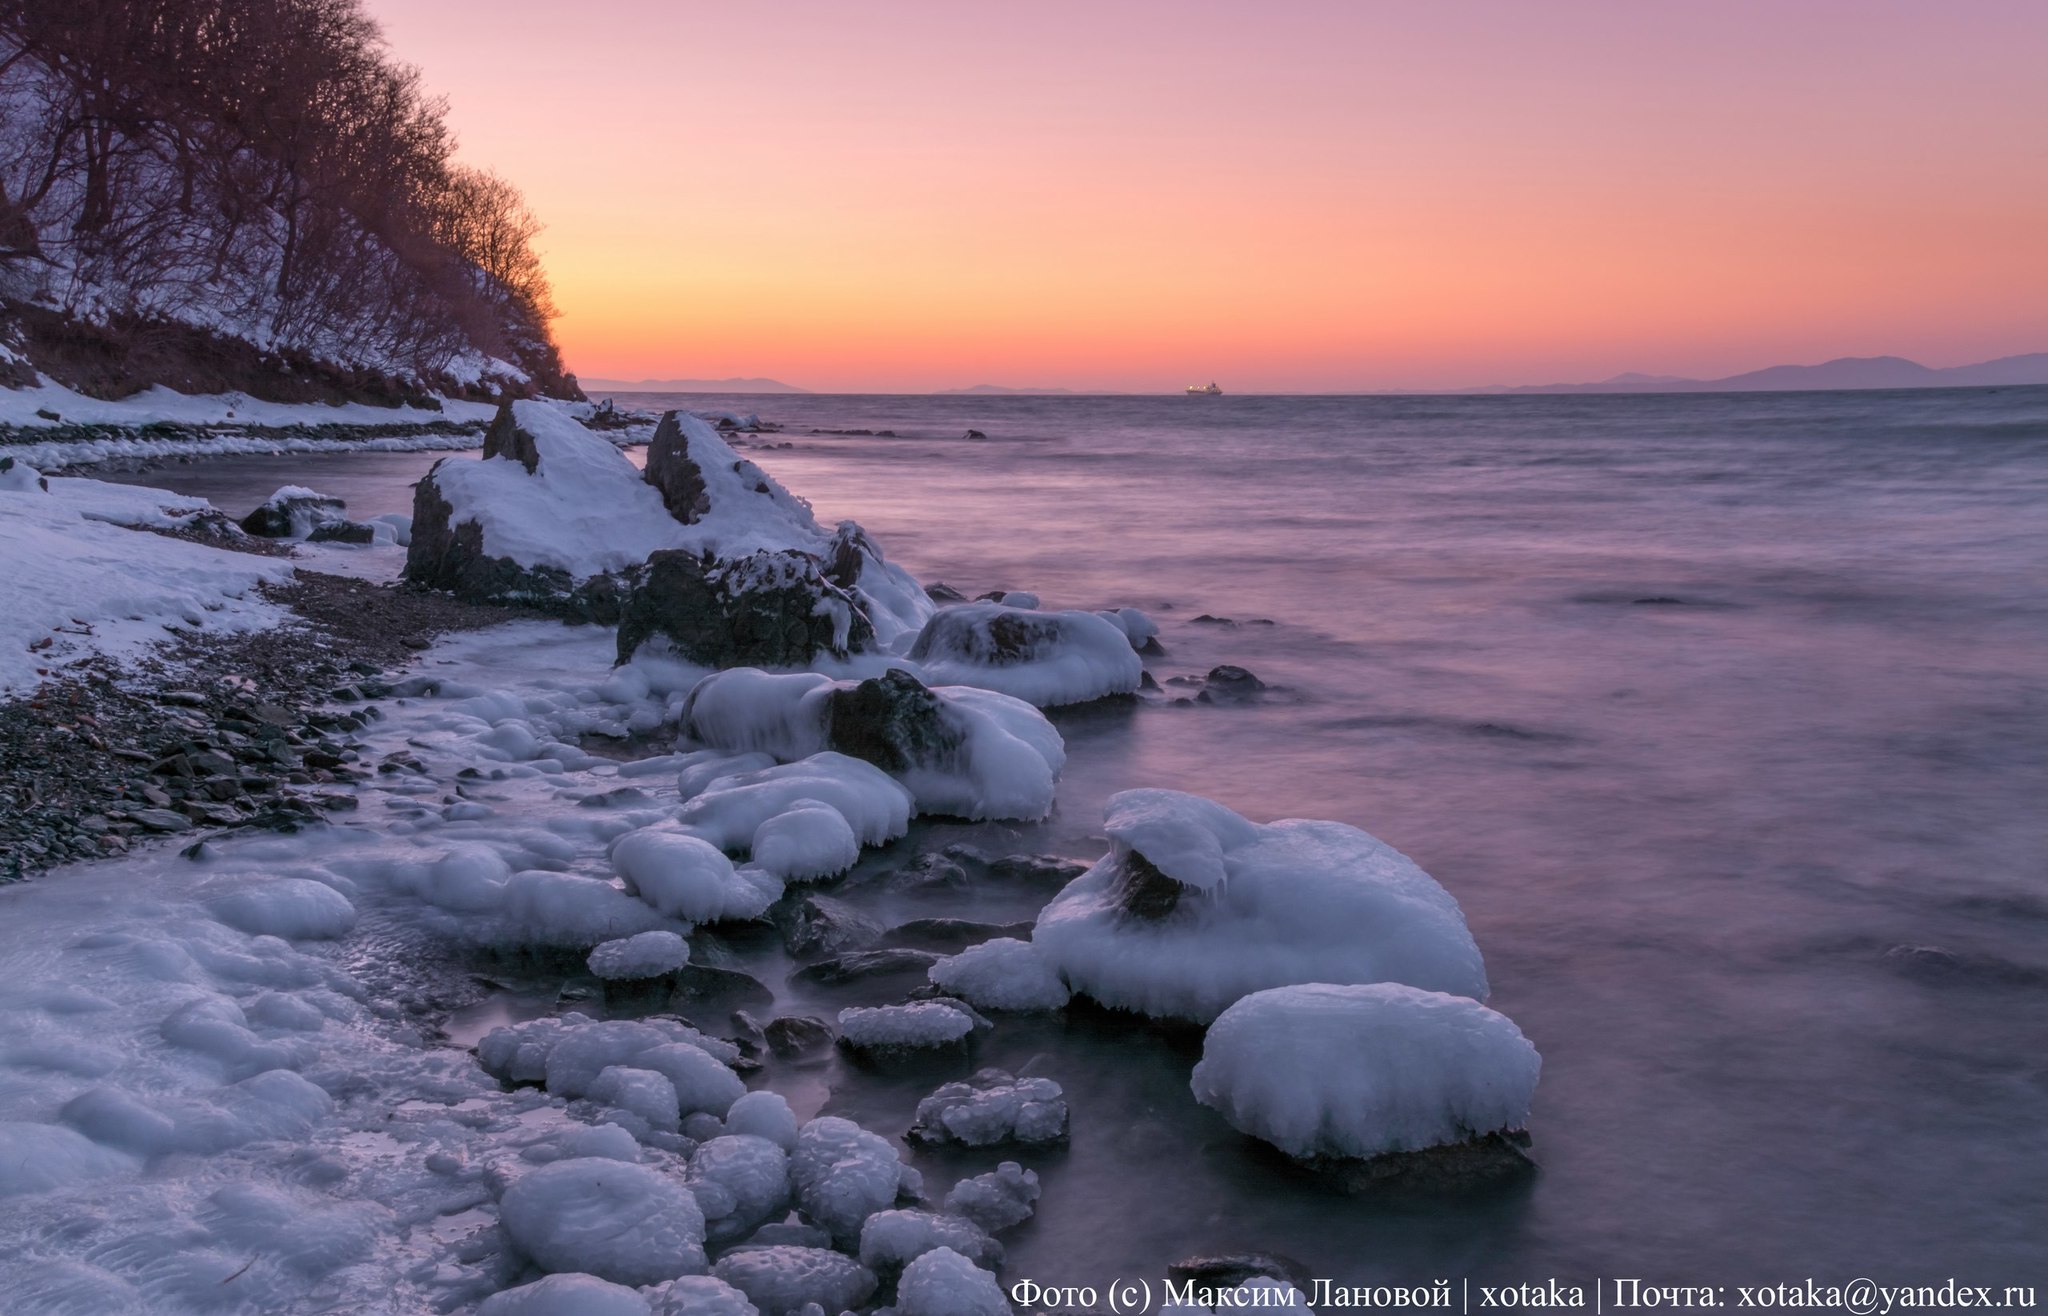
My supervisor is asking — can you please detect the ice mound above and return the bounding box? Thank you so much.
[942,1162,1039,1234]
[893,1246,1014,1316]
[590,1066,682,1133]
[751,801,861,880]
[859,1209,1003,1274]
[908,603,1143,707]
[612,825,784,923]
[686,1134,793,1243]
[646,1274,761,1316]
[499,1156,708,1285]
[928,937,1070,1011]
[679,667,1066,821]
[0,1121,135,1196]
[790,1115,918,1246]
[479,1273,654,1316]
[588,930,690,980]
[908,1068,1069,1147]
[676,753,913,852]
[1035,789,1490,1022]
[837,1002,978,1052]
[479,1015,743,1091]
[1190,982,1541,1160]
[1095,606,1161,652]
[204,878,357,940]
[712,1245,877,1316]
[723,1090,800,1150]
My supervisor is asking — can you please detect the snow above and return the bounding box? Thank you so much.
[590,1066,683,1133]
[1096,606,1160,650]
[499,1156,708,1285]
[909,1070,1069,1147]
[678,667,1066,820]
[942,1163,1039,1234]
[1035,789,1491,1022]
[204,877,359,940]
[611,826,784,923]
[928,937,1071,1011]
[588,930,691,980]
[710,1245,877,1316]
[893,1246,1014,1316]
[751,800,862,880]
[0,467,291,694]
[646,1274,762,1316]
[676,753,914,851]
[723,1091,800,1150]
[859,1209,1002,1273]
[837,1002,978,1049]
[480,1274,654,1316]
[789,1116,918,1246]
[245,483,349,536]
[0,376,498,433]
[907,603,1143,706]
[1191,982,1542,1160]
[686,1134,792,1243]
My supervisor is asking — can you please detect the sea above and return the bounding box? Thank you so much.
[113,386,2048,1292]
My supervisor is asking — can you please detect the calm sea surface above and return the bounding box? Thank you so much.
[118,388,2048,1289]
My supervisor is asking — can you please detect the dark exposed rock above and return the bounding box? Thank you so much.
[479,400,540,473]
[1109,849,1185,920]
[643,410,710,521]
[670,963,775,1008]
[924,581,967,602]
[1196,665,1265,704]
[822,668,958,774]
[773,893,883,957]
[405,467,629,623]
[790,948,940,987]
[1168,1251,1314,1295]
[1311,1130,1537,1193]
[614,548,873,667]
[885,918,1030,954]
[307,519,375,545]
[240,489,347,537]
[985,853,1089,884]
[762,1015,837,1060]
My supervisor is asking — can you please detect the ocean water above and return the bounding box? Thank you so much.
[118,387,2048,1290]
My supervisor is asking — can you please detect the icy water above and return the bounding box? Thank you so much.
[119,388,2048,1292]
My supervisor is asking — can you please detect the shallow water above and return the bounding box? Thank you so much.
[113,388,2048,1291]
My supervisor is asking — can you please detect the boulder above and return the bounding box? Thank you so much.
[643,410,710,522]
[306,519,376,545]
[822,668,957,773]
[614,548,874,667]
[240,486,347,538]
[406,466,629,622]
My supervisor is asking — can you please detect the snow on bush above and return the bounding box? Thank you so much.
[499,1157,707,1285]
[1035,789,1490,1022]
[1190,982,1541,1160]
[928,937,1070,1011]
[907,603,1142,707]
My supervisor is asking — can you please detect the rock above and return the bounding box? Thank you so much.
[762,1016,837,1061]
[643,411,711,521]
[924,581,967,602]
[984,853,1088,884]
[790,948,940,987]
[1196,665,1265,703]
[963,429,987,440]
[480,401,542,472]
[907,1068,1069,1148]
[821,668,958,774]
[885,918,1027,954]
[1313,1130,1538,1193]
[614,548,873,668]
[670,964,775,1009]
[306,519,376,545]
[1168,1251,1315,1295]
[943,1163,1039,1234]
[774,894,882,957]
[240,487,348,537]
[712,1245,876,1316]
[406,465,630,624]
[130,809,193,833]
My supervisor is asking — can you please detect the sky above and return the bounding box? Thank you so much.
[368,0,2048,393]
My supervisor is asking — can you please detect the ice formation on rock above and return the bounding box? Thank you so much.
[1035,789,1489,1022]
[907,1069,1069,1147]
[907,603,1143,707]
[928,937,1070,1011]
[587,929,690,980]
[499,1156,708,1285]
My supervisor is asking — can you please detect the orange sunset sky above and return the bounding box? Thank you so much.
[368,1,2048,393]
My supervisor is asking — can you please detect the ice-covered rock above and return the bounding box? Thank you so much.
[942,1162,1039,1234]
[616,547,873,668]
[928,937,1070,1011]
[893,1246,1013,1316]
[790,1115,916,1246]
[204,878,357,940]
[479,1274,654,1316]
[588,930,690,980]
[612,825,784,923]
[907,1069,1069,1147]
[240,485,348,538]
[907,603,1142,707]
[686,1134,793,1243]
[711,1245,877,1316]
[676,753,913,851]
[479,1015,742,1094]
[645,1274,762,1316]
[1096,606,1161,652]
[751,802,861,881]
[590,1065,683,1134]
[679,666,1066,821]
[859,1209,1003,1274]
[836,1002,978,1059]
[499,1156,708,1285]
[1035,789,1490,1022]
[1190,982,1541,1160]
[723,1091,801,1150]
[495,869,679,949]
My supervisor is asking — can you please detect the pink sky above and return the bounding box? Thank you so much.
[369,0,2048,392]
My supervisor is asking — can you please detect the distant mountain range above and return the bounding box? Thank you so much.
[934,384,1077,395]
[580,377,808,394]
[1476,353,2048,395]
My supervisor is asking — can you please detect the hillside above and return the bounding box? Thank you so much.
[1483,353,2048,395]
[0,0,579,408]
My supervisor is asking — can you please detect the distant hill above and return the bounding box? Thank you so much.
[582,377,809,394]
[935,384,1076,395]
[1479,353,2048,395]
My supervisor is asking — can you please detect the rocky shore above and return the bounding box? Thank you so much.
[0,569,535,879]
